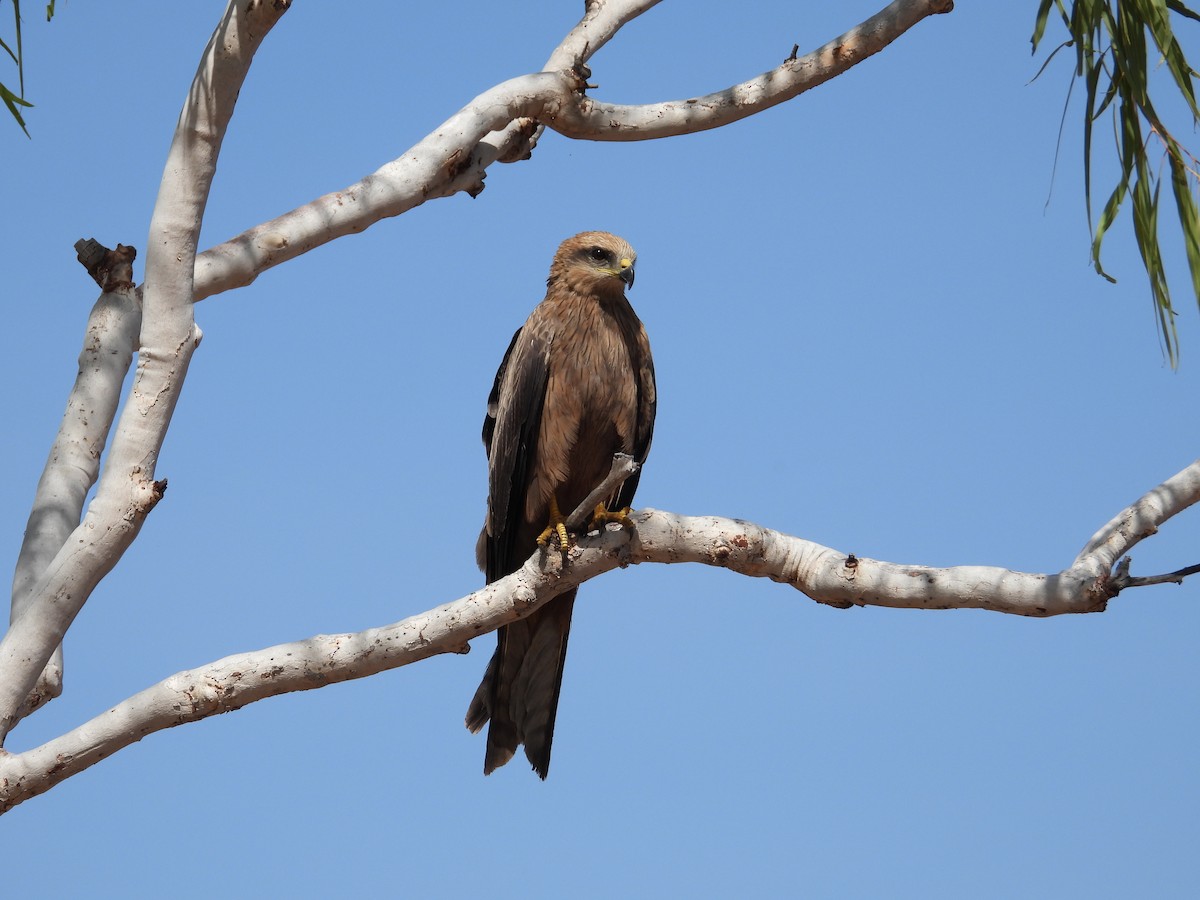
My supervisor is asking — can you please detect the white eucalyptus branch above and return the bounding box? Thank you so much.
[564,453,639,531]
[1073,459,1200,571]
[191,70,580,300]
[9,245,140,716]
[546,0,957,141]
[0,0,290,744]
[545,0,665,73]
[191,0,949,301]
[483,0,664,163]
[2,457,1193,813]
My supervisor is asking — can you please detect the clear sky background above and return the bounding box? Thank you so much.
[3,2,1198,897]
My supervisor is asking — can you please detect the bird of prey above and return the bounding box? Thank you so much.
[465,231,656,779]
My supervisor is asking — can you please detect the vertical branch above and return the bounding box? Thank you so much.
[0,0,291,743]
[8,243,140,717]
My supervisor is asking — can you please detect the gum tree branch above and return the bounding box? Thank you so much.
[1,457,1193,813]
[545,0,957,141]
[1109,558,1200,590]
[1073,459,1200,571]
[191,0,951,301]
[8,244,140,716]
[0,0,290,744]
[565,453,640,530]
[483,0,664,163]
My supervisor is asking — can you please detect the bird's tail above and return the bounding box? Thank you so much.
[464,589,576,779]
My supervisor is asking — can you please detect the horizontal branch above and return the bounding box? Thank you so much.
[191,0,949,301]
[3,454,1193,813]
[1108,557,1200,590]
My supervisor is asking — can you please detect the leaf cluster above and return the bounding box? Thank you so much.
[1034,0,1200,364]
[1,0,56,137]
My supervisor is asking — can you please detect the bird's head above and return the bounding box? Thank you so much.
[548,231,637,297]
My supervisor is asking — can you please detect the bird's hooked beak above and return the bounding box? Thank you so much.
[618,257,635,290]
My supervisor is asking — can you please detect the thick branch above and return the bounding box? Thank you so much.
[192,70,581,301]
[190,0,948,301]
[0,0,289,744]
[9,245,141,715]
[2,455,1193,812]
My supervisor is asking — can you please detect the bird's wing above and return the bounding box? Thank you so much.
[615,323,657,511]
[483,324,551,583]
[468,320,558,774]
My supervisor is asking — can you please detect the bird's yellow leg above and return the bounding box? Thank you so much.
[536,495,570,551]
[590,503,633,531]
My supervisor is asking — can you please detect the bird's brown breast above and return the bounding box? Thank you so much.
[523,290,644,525]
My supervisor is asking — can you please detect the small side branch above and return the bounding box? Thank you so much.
[1107,557,1200,592]
[1074,459,1200,573]
[564,453,640,531]
[485,0,664,162]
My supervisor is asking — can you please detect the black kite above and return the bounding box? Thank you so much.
[465,231,656,778]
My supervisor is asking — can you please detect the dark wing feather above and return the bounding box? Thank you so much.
[465,324,553,763]
[481,326,521,456]
[484,327,550,583]
[615,322,657,511]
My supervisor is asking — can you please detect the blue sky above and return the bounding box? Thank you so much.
[3,2,1198,897]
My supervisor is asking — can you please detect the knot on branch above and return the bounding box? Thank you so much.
[132,477,169,521]
[75,239,137,292]
[15,666,63,721]
[497,118,540,164]
[570,58,596,94]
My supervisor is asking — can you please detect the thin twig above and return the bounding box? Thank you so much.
[564,453,639,531]
[1109,556,1200,591]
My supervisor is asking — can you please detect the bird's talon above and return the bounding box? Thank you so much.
[589,504,634,531]
[537,496,571,551]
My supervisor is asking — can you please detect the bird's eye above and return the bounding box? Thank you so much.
[588,247,608,262]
